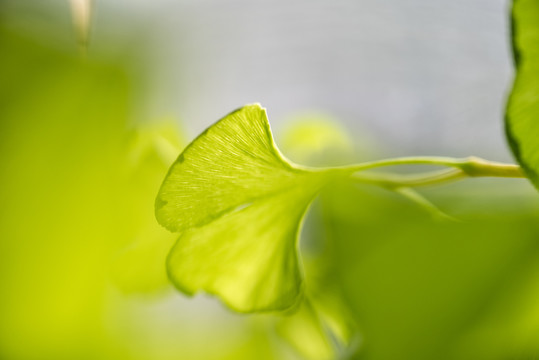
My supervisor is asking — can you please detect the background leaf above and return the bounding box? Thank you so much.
[506,0,539,188]
[323,179,539,359]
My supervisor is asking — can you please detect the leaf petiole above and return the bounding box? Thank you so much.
[392,187,459,222]
[351,168,466,188]
[339,156,525,189]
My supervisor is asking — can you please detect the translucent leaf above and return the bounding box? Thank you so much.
[156,104,339,312]
[167,191,308,312]
[506,0,539,188]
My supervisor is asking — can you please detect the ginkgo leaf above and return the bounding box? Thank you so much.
[156,104,340,312]
[506,0,539,188]
[167,190,309,312]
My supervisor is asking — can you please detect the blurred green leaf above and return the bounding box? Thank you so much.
[277,199,359,360]
[156,104,341,312]
[110,122,184,294]
[279,113,354,166]
[0,23,132,359]
[323,180,539,360]
[278,300,335,360]
[506,0,539,189]
[278,295,358,360]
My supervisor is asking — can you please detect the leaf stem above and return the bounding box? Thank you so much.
[326,156,526,222]
[351,168,466,188]
[393,187,459,222]
[336,156,525,188]
[345,156,467,172]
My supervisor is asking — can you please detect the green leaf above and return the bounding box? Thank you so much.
[279,113,354,166]
[506,0,539,188]
[156,104,339,312]
[277,300,335,360]
[325,181,539,360]
[110,122,184,295]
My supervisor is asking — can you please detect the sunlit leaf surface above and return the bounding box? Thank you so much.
[156,104,339,312]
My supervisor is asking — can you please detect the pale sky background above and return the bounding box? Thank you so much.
[10,0,515,159]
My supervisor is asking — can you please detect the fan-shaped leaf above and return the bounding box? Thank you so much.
[156,104,339,312]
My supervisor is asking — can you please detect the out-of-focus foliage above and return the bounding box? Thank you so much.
[4,1,539,360]
[323,179,539,359]
[506,0,539,189]
[277,263,359,360]
[279,113,355,166]
[0,20,131,359]
[0,6,353,360]
[0,15,189,358]
[110,122,183,294]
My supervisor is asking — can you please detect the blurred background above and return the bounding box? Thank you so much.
[2,1,539,359]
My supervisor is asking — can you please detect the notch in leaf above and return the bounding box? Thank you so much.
[155,104,339,313]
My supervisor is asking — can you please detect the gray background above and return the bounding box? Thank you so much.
[21,0,515,159]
